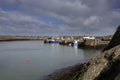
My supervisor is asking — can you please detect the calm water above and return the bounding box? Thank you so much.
[0,41,99,80]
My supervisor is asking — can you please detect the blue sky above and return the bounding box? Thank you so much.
[0,0,120,36]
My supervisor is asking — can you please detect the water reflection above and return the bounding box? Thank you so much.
[74,48,79,56]
[81,48,100,59]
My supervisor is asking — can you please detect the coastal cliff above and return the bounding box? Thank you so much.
[47,25,120,80]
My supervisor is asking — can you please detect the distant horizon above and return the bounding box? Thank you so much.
[0,0,120,36]
[0,33,113,37]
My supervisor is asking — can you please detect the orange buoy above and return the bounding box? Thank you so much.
[25,58,30,63]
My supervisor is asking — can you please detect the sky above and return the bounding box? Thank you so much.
[0,0,120,36]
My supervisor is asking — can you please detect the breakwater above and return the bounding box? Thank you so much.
[0,36,46,41]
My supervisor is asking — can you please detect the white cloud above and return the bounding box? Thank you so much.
[0,9,65,35]
[83,16,100,26]
[0,0,120,35]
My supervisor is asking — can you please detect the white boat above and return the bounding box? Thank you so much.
[49,39,56,44]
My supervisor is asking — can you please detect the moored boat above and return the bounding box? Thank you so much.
[49,39,56,44]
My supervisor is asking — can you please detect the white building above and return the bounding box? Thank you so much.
[83,34,95,40]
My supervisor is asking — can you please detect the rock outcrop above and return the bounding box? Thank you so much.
[46,25,120,80]
[103,25,120,51]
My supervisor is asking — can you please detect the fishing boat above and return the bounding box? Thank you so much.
[49,39,56,44]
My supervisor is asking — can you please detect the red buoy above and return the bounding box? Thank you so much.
[25,58,30,63]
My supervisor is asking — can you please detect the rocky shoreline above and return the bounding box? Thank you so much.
[44,60,88,80]
[45,25,120,80]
